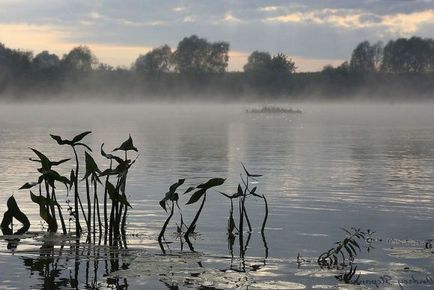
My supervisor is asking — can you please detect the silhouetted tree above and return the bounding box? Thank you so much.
[270,53,296,75]
[173,35,229,74]
[243,51,272,73]
[33,51,60,70]
[134,45,172,74]
[381,37,434,73]
[350,41,381,73]
[0,43,32,93]
[61,46,98,72]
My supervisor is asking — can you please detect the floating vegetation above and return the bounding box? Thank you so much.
[246,106,302,114]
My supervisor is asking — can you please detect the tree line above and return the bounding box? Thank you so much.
[1,35,434,101]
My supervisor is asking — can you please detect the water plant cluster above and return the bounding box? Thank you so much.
[158,164,269,259]
[16,131,138,245]
[316,228,374,284]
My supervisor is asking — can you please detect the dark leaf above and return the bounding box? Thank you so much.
[106,181,117,200]
[50,158,70,166]
[30,191,57,231]
[113,134,138,152]
[83,151,101,179]
[241,163,262,178]
[50,134,70,145]
[197,178,226,190]
[249,187,261,198]
[169,179,185,194]
[72,131,92,143]
[237,184,243,196]
[19,182,39,190]
[159,199,167,211]
[101,143,122,162]
[186,188,206,205]
[30,148,51,171]
[184,186,195,194]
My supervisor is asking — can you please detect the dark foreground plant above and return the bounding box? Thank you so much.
[13,132,138,246]
[50,131,92,235]
[219,164,268,259]
[184,177,226,238]
[0,195,30,235]
[317,227,366,269]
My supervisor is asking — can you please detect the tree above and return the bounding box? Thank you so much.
[173,35,229,74]
[350,41,377,73]
[371,42,383,70]
[244,51,295,75]
[33,51,60,70]
[243,51,272,73]
[0,43,32,91]
[270,53,296,75]
[134,45,172,74]
[381,37,434,73]
[61,46,98,72]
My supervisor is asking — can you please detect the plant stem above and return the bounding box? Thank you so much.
[185,193,207,237]
[103,160,112,244]
[72,147,81,235]
[52,187,67,234]
[85,177,91,238]
[158,200,174,243]
[261,195,268,235]
[94,179,102,237]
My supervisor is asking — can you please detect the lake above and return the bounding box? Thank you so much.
[0,103,433,289]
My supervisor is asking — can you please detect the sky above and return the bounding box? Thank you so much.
[1,0,434,72]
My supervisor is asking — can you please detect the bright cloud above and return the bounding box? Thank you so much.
[264,8,434,35]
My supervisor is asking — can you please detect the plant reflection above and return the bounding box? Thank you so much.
[5,237,131,289]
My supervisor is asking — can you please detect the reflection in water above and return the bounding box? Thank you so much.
[5,236,131,289]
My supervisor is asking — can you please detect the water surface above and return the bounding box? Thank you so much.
[0,103,433,289]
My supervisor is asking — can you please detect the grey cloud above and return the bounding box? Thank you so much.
[1,0,434,61]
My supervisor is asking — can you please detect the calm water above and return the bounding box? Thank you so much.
[0,103,433,289]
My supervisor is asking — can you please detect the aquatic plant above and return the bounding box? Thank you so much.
[19,148,71,233]
[83,151,102,242]
[158,179,186,251]
[317,227,366,269]
[100,136,138,246]
[50,131,92,235]
[12,132,138,246]
[0,195,30,235]
[184,177,226,238]
[218,164,268,257]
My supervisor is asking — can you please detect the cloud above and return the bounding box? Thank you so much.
[264,7,434,35]
[222,12,243,24]
[382,10,434,34]
[258,6,281,12]
[1,1,434,70]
